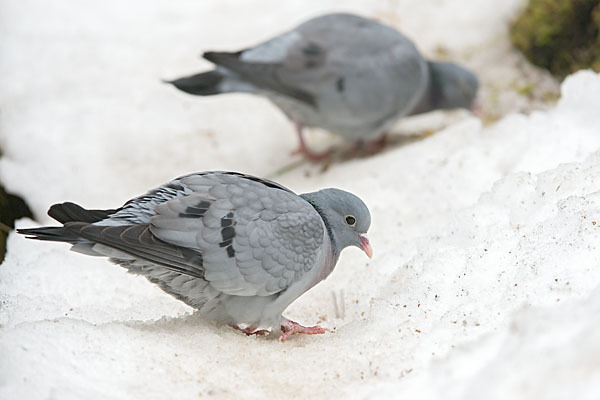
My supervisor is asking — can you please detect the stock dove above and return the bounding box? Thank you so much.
[19,171,372,341]
[169,13,478,159]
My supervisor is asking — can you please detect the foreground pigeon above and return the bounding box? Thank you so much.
[168,13,478,159]
[18,171,372,341]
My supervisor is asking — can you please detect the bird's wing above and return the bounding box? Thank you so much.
[201,20,337,108]
[152,172,325,296]
[203,49,318,106]
[65,222,206,279]
[204,14,427,116]
[76,172,325,297]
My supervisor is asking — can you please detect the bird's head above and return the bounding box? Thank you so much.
[428,61,479,111]
[302,188,372,258]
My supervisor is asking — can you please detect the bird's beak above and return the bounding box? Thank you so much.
[358,234,373,258]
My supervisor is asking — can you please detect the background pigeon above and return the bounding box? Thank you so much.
[18,171,372,341]
[169,13,479,159]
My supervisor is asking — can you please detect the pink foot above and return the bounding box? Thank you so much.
[291,122,332,162]
[279,318,327,342]
[229,324,270,336]
[291,145,332,162]
[363,134,388,153]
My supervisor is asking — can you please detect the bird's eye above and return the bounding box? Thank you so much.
[345,215,356,226]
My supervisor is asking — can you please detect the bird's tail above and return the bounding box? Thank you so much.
[166,70,225,96]
[17,226,83,243]
[17,202,116,244]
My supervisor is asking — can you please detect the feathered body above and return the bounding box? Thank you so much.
[19,172,372,339]
[169,13,478,147]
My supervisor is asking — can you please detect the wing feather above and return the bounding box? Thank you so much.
[66,222,205,279]
[149,173,325,296]
[70,172,325,297]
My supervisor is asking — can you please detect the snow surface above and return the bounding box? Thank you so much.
[1,1,599,399]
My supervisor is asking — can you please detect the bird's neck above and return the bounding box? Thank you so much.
[409,61,445,115]
[301,197,342,291]
[299,193,340,259]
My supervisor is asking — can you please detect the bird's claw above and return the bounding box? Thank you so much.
[279,319,328,342]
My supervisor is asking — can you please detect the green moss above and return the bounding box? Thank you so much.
[511,0,600,78]
[516,82,536,95]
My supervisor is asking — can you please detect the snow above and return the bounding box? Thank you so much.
[1,1,599,399]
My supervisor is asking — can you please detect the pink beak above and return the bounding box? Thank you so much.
[358,234,373,258]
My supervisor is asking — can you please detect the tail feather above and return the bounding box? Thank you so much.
[17,226,84,243]
[203,51,242,68]
[203,51,316,106]
[167,70,224,96]
[48,202,116,224]
[17,202,115,244]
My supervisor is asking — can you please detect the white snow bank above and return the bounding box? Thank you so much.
[3,71,600,398]
[2,0,600,399]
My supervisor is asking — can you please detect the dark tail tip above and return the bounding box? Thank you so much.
[202,51,218,62]
[202,51,238,65]
[17,226,82,243]
[48,202,116,224]
[202,51,223,65]
[167,70,224,96]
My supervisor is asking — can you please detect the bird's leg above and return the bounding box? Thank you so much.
[228,323,270,336]
[363,133,388,153]
[279,317,327,342]
[357,133,388,155]
[290,122,331,162]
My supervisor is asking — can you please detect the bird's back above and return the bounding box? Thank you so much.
[252,13,429,139]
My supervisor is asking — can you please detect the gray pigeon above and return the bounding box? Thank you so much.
[168,13,479,159]
[18,171,372,341]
